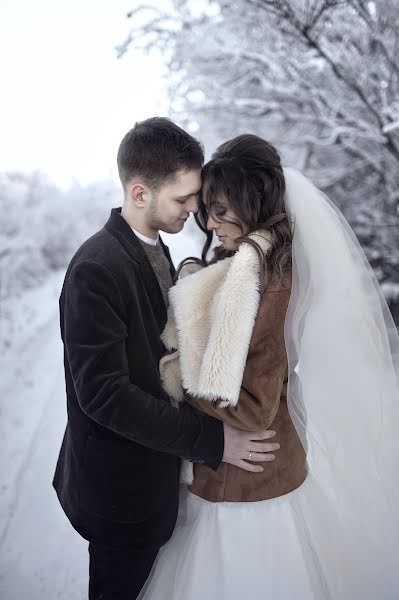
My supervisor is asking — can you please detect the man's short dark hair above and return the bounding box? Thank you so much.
[117,117,204,191]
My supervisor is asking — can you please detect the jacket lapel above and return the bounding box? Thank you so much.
[104,208,173,329]
[160,237,176,280]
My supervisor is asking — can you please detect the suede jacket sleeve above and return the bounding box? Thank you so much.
[183,286,290,432]
[63,259,224,465]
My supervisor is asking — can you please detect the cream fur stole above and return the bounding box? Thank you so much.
[160,232,273,483]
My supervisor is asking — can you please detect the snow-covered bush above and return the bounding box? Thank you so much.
[0,172,119,301]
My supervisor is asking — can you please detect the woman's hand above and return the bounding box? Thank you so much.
[222,423,280,472]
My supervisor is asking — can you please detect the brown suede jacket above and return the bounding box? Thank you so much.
[184,280,307,503]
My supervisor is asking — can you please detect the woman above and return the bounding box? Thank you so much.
[139,135,399,599]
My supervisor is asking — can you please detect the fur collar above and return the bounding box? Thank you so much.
[160,231,273,407]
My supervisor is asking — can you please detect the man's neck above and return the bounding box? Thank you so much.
[121,206,158,240]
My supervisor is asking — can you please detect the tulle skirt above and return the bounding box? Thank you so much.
[138,475,398,600]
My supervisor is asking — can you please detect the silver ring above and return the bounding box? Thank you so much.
[248,452,252,461]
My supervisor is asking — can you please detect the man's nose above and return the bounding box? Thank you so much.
[187,196,199,214]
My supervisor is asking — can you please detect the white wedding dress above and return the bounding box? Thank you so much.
[138,168,399,600]
[138,475,397,600]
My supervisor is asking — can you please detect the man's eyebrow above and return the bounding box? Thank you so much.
[175,189,201,200]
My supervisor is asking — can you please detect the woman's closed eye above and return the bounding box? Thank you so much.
[210,205,226,218]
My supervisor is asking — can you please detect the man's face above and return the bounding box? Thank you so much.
[146,168,201,234]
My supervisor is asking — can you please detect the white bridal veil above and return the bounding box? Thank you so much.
[283,167,399,596]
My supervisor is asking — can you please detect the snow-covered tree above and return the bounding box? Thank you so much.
[119,0,399,323]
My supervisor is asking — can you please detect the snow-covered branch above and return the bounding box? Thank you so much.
[383,120,399,134]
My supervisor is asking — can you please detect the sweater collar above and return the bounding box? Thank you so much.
[131,226,159,247]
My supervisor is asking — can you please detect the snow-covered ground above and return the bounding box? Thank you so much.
[0,273,87,600]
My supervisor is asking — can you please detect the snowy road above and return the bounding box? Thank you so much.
[0,278,87,599]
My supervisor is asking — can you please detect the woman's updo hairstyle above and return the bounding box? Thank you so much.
[177,134,292,289]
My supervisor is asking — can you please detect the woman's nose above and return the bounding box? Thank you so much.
[207,215,218,230]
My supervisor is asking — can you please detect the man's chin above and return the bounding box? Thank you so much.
[161,221,186,234]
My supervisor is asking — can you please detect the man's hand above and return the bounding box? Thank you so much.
[222,423,280,472]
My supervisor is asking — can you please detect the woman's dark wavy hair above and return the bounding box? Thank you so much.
[176,134,292,289]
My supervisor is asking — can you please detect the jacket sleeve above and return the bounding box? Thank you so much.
[63,259,224,466]
[183,287,290,432]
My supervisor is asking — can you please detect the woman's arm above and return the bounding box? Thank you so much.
[184,287,290,431]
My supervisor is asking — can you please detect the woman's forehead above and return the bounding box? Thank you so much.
[201,182,227,207]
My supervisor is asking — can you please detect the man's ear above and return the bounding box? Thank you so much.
[129,183,148,208]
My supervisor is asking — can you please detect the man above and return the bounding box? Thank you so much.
[53,117,279,599]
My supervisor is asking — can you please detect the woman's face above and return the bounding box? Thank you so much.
[205,195,249,251]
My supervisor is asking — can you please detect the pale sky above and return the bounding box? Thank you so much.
[0,0,170,187]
